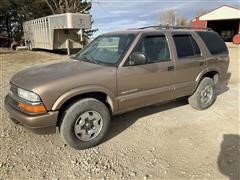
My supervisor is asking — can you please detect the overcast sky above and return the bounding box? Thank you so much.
[90,0,239,36]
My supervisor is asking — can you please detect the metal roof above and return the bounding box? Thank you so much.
[194,5,240,21]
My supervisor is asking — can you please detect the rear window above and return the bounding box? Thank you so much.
[173,34,201,58]
[197,31,228,55]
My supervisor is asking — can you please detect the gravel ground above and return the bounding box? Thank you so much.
[0,45,239,180]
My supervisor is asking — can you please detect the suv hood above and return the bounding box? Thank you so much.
[11,59,103,90]
[10,59,117,110]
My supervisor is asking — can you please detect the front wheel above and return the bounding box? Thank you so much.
[59,98,111,149]
[188,77,217,110]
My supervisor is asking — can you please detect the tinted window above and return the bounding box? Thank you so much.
[134,36,170,63]
[173,34,201,58]
[197,31,228,55]
[191,36,201,56]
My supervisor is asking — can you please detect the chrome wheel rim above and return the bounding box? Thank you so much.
[200,85,213,104]
[74,111,103,141]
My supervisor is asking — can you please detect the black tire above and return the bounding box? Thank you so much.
[188,77,216,110]
[59,98,111,149]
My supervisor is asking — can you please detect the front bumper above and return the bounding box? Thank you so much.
[4,95,58,134]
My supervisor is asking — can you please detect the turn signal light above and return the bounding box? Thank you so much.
[18,102,46,113]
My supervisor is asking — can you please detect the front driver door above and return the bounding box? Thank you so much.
[117,33,175,113]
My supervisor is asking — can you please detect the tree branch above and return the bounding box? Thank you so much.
[44,0,55,14]
[65,0,69,12]
[52,0,59,10]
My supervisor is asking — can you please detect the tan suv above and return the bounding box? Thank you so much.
[5,26,231,149]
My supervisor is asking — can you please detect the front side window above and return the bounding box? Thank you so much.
[133,35,170,63]
[73,34,135,65]
[173,34,201,58]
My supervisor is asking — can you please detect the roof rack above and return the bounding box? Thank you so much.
[135,25,212,31]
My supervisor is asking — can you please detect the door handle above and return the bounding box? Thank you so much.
[167,66,174,71]
[199,62,205,66]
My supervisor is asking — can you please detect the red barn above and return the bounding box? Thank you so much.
[192,5,240,44]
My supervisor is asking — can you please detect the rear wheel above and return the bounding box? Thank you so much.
[188,77,216,110]
[59,98,111,149]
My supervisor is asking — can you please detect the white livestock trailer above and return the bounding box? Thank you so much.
[23,13,91,54]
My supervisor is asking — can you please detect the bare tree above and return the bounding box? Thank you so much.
[44,0,56,14]
[43,0,96,37]
[176,16,189,27]
[44,0,91,14]
[159,10,176,26]
[196,9,207,17]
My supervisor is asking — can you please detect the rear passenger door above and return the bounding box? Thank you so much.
[171,32,207,98]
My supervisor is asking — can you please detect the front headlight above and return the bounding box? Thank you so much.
[17,88,41,102]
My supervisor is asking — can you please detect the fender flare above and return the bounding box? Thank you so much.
[194,67,220,90]
[51,85,118,114]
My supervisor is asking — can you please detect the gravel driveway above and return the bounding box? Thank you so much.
[0,46,239,180]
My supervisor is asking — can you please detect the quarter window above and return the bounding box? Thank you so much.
[173,34,201,58]
[134,36,170,63]
[197,31,228,55]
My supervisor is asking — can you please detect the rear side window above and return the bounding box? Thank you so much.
[197,31,228,55]
[173,34,201,58]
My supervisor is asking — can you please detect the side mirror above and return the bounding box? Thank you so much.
[128,52,147,66]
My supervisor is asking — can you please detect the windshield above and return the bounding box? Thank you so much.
[73,34,135,65]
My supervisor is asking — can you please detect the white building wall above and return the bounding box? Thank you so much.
[199,6,240,21]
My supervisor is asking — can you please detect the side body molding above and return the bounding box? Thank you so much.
[51,85,118,114]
